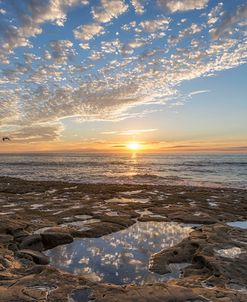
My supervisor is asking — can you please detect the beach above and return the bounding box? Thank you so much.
[0,175,247,301]
[1,0,247,300]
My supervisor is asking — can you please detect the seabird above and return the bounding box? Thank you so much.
[2,137,11,142]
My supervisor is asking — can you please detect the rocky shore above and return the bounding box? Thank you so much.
[0,176,247,301]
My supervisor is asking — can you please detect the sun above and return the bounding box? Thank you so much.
[127,142,141,151]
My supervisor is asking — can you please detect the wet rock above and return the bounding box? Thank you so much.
[1,178,247,302]
[17,249,50,265]
[41,232,73,250]
[69,287,92,302]
[93,284,210,302]
[151,223,247,293]
[101,216,134,228]
[19,234,44,251]
[72,222,127,238]
[149,239,198,274]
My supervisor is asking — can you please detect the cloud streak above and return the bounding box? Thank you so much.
[157,0,209,12]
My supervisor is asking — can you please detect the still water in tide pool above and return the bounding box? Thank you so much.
[46,222,192,285]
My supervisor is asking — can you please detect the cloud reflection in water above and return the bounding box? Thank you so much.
[46,221,192,285]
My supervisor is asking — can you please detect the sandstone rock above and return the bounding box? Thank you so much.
[20,234,44,251]
[17,249,50,265]
[41,232,73,250]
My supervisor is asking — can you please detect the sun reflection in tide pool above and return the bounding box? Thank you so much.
[46,221,192,285]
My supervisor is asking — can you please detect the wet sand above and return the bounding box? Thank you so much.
[0,176,247,301]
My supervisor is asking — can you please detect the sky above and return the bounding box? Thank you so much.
[0,0,246,153]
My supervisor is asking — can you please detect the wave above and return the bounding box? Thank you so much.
[0,160,127,167]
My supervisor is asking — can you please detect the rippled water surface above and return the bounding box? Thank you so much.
[46,221,192,285]
[0,153,246,188]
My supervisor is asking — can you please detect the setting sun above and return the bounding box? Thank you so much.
[127,142,141,151]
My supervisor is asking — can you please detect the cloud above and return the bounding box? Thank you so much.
[91,0,128,23]
[24,52,39,64]
[49,40,74,63]
[1,1,247,144]
[121,129,158,135]
[3,124,63,143]
[140,18,170,32]
[207,2,224,26]
[157,0,209,12]
[101,39,122,54]
[89,50,104,61]
[101,129,158,135]
[210,4,247,39]
[79,43,90,49]
[74,23,105,41]
[0,91,20,125]
[131,0,145,14]
[189,90,210,96]
[101,131,118,135]
[128,39,146,49]
[0,8,6,15]
[0,0,89,63]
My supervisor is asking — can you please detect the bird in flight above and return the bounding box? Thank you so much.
[2,137,11,142]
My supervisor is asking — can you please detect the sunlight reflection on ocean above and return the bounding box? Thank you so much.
[0,153,246,189]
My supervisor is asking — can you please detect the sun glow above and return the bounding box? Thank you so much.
[127,142,141,151]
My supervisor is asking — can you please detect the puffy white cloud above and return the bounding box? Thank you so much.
[89,51,103,61]
[128,39,145,48]
[43,50,52,61]
[24,52,39,64]
[74,23,105,41]
[131,0,145,14]
[121,21,137,32]
[140,18,170,32]
[101,39,122,54]
[0,0,88,63]
[79,43,90,49]
[91,0,128,23]
[157,0,209,12]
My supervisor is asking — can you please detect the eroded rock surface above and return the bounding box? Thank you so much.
[0,176,247,301]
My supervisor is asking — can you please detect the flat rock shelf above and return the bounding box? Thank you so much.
[1,177,247,302]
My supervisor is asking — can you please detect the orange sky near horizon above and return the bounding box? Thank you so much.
[1,138,246,154]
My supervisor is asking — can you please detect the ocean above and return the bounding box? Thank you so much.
[0,153,246,189]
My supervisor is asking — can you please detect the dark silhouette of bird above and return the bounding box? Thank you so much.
[2,137,11,142]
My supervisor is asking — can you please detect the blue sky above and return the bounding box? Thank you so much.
[0,0,246,152]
